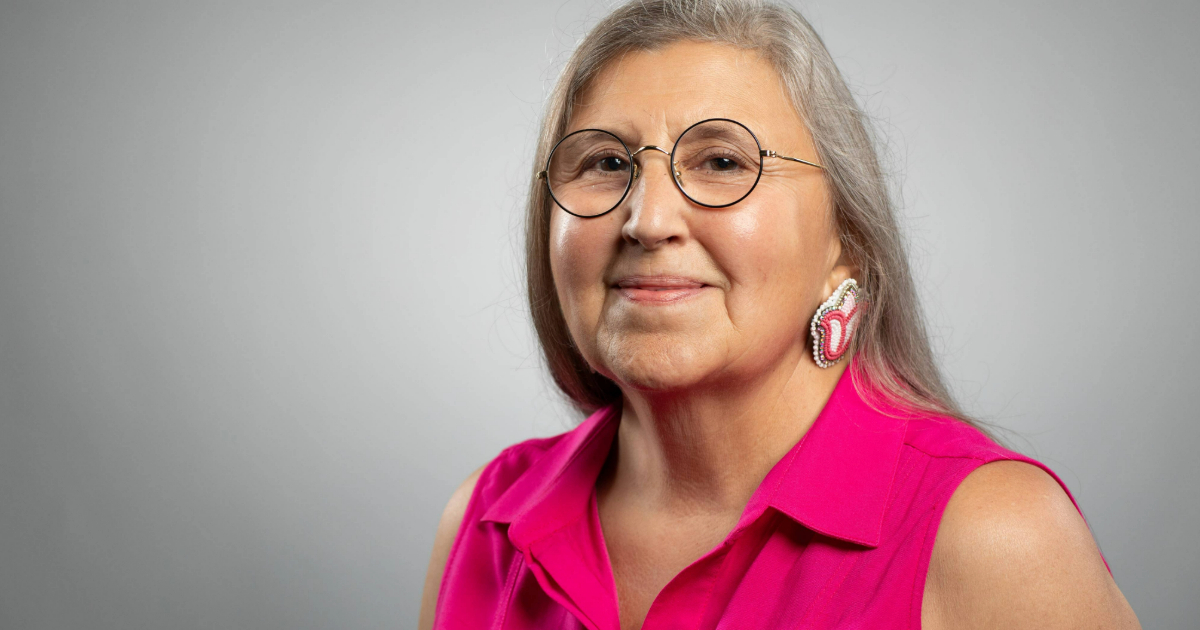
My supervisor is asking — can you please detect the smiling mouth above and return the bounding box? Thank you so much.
[613,276,710,303]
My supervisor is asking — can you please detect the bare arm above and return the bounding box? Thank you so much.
[417,465,485,630]
[922,460,1140,629]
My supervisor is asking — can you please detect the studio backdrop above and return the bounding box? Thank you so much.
[0,1,1196,628]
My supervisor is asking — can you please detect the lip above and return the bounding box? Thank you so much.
[612,275,710,304]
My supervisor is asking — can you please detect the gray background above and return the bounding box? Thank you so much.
[0,0,1195,628]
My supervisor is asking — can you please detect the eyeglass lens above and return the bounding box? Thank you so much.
[545,119,762,217]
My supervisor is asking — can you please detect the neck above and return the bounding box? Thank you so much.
[602,349,849,518]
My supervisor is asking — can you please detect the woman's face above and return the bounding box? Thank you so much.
[549,41,851,393]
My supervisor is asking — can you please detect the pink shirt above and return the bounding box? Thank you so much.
[434,364,1111,629]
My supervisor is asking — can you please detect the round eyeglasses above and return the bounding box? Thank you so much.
[536,118,824,218]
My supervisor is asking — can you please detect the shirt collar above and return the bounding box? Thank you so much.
[482,359,908,550]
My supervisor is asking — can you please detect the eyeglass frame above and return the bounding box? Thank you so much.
[535,117,825,219]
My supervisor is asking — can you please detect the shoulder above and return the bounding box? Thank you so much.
[418,464,485,630]
[922,459,1141,629]
[470,433,566,505]
[902,413,1007,460]
[415,434,566,630]
[424,431,567,554]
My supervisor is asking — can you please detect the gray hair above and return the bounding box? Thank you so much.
[525,0,996,439]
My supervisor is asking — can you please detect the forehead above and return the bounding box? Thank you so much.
[569,41,804,142]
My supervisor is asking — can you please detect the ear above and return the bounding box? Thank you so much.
[821,236,859,299]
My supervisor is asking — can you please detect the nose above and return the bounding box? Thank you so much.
[621,146,688,249]
[629,145,678,180]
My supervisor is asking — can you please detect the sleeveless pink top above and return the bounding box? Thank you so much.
[434,365,1110,629]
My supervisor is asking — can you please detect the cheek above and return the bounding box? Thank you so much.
[703,188,833,321]
[549,212,614,325]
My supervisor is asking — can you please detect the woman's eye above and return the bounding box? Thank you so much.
[709,157,739,171]
[694,153,746,173]
[580,154,627,174]
[598,156,627,171]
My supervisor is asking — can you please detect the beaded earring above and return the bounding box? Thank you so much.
[810,278,862,368]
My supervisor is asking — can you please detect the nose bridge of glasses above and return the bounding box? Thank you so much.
[629,145,678,180]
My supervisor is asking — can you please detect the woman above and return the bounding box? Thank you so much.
[419,1,1140,628]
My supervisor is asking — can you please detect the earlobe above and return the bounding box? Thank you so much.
[822,265,855,298]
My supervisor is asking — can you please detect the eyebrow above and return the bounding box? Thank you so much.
[562,122,642,147]
[563,115,747,147]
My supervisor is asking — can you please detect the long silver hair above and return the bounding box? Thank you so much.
[525,0,995,438]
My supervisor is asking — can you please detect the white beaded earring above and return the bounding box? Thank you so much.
[809,278,862,368]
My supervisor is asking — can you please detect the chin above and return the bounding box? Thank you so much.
[594,334,720,393]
